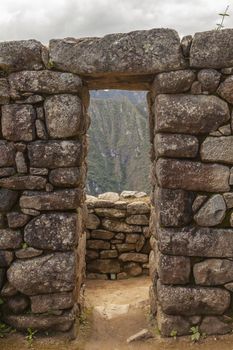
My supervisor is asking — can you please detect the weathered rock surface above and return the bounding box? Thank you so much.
[24,213,78,250]
[7,212,30,228]
[157,252,190,285]
[15,152,27,173]
[0,141,15,167]
[223,193,233,208]
[155,133,199,158]
[119,253,148,263]
[194,259,233,285]
[201,136,233,165]
[0,189,18,212]
[15,247,43,259]
[94,208,126,218]
[200,316,231,335]
[20,189,83,211]
[197,69,221,92]
[157,281,230,315]
[194,194,226,226]
[86,213,100,230]
[9,70,82,94]
[0,229,22,249]
[1,104,36,141]
[156,158,230,192]
[1,282,17,297]
[156,188,194,227]
[126,215,149,225]
[0,175,46,190]
[98,192,119,202]
[30,292,74,313]
[124,262,143,276]
[7,252,76,295]
[0,40,44,72]
[157,307,191,336]
[0,78,10,104]
[116,243,136,252]
[102,219,141,233]
[217,75,233,104]
[49,29,185,75]
[192,195,208,213]
[127,329,152,343]
[90,229,115,240]
[6,295,29,314]
[44,94,82,138]
[87,259,120,273]
[0,251,14,267]
[49,167,84,187]
[152,70,195,94]
[190,29,233,68]
[157,226,233,258]
[154,94,230,134]
[100,250,118,259]
[127,201,150,214]
[2,312,74,331]
[28,140,83,168]
[87,240,110,250]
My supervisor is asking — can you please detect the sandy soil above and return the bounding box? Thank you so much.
[2,276,233,350]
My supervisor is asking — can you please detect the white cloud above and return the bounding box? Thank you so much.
[0,0,231,43]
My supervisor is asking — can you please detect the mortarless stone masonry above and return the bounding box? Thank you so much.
[1,27,233,338]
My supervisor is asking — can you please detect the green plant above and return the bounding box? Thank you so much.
[0,322,15,338]
[190,326,201,342]
[25,328,37,347]
[0,297,4,305]
[21,242,29,249]
[216,5,230,30]
[47,59,54,69]
[170,329,177,339]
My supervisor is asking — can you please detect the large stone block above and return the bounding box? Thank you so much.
[24,213,78,250]
[7,252,76,295]
[9,70,82,94]
[152,70,195,94]
[49,167,85,187]
[0,40,44,72]
[30,292,74,313]
[126,201,150,214]
[157,226,233,258]
[200,316,231,335]
[0,229,22,249]
[218,75,233,104]
[155,188,194,227]
[0,141,15,167]
[102,219,141,233]
[87,259,120,274]
[119,253,148,263]
[44,94,83,138]
[49,29,185,75]
[156,159,230,192]
[157,307,191,336]
[190,29,233,68]
[194,194,226,226]
[20,189,83,211]
[0,251,14,267]
[0,79,10,104]
[198,69,221,93]
[194,259,233,285]
[94,208,126,218]
[155,133,198,158]
[201,137,233,165]
[154,94,230,134]
[0,176,46,190]
[1,104,36,141]
[0,189,18,212]
[157,252,190,285]
[157,281,230,315]
[28,141,83,168]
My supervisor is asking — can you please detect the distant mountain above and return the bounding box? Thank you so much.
[86,90,151,195]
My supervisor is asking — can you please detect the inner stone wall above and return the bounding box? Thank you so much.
[1,28,233,338]
[85,191,151,279]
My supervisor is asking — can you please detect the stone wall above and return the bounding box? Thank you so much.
[85,191,151,279]
[0,40,89,334]
[1,28,233,338]
[149,30,233,337]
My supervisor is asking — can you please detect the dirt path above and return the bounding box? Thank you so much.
[2,276,233,349]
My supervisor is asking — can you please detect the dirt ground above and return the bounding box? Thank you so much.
[2,276,233,350]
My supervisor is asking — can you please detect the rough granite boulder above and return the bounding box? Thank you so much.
[44,94,83,138]
[0,141,15,167]
[197,69,221,92]
[190,29,233,68]
[49,29,185,75]
[0,40,44,72]
[154,94,230,134]
[152,70,195,94]
[87,259,120,274]
[9,70,82,94]
[49,167,85,187]
[155,133,199,158]
[30,292,74,313]
[0,189,18,212]
[157,281,230,315]
[0,229,22,249]
[156,158,230,192]
[24,213,78,250]
[194,259,233,285]
[194,194,226,226]
[7,252,76,295]
[0,79,10,104]
[28,140,83,168]
[157,226,233,258]
[201,136,233,165]
[218,75,233,104]
[157,252,190,285]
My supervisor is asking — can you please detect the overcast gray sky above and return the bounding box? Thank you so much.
[0,0,232,43]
